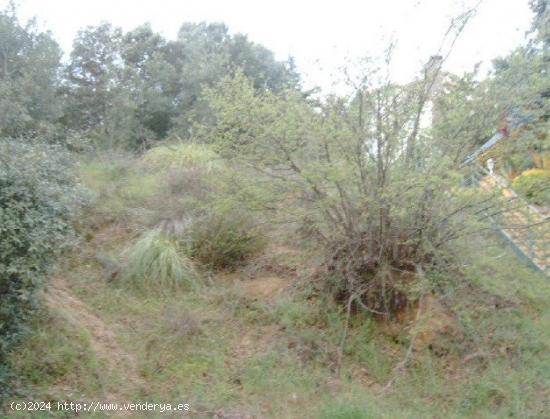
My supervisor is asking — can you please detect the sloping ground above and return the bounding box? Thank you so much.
[46,276,145,405]
[5,157,550,418]
[6,224,550,418]
[479,175,550,274]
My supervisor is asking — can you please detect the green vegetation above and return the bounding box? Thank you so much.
[512,168,550,205]
[142,142,221,171]
[1,1,549,417]
[122,229,197,292]
[0,9,63,140]
[79,157,159,223]
[188,213,265,271]
[484,0,550,180]
[6,199,549,417]
[318,401,372,419]
[8,305,102,397]
[63,21,299,149]
[200,65,504,316]
[0,140,85,396]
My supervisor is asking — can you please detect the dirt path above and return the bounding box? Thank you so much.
[46,276,144,404]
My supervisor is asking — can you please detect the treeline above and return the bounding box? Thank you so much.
[1,2,547,155]
[0,6,300,149]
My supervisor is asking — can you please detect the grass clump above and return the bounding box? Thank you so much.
[122,229,196,291]
[188,213,265,270]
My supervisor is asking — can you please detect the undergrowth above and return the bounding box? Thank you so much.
[7,305,102,403]
[188,213,266,271]
[122,229,197,291]
[5,155,549,419]
[142,142,221,172]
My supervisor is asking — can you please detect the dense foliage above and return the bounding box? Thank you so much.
[478,0,549,174]
[62,21,300,149]
[0,9,63,139]
[512,168,550,205]
[0,0,548,415]
[0,140,84,396]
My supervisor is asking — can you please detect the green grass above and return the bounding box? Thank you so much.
[142,142,221,171]
[122,229,197,292]
[8,243,550,418]
[5,156,550,419]
[7,305,103,400]
[79,158,158,223]
[318,400,373,419]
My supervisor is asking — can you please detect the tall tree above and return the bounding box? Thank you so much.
[486,0,550,169]
[63,23,123,144]
[119,24,178,147]
[0,6,63,138]
[170,22,300,136]
[530,0,549,48]
[63,21,300,148]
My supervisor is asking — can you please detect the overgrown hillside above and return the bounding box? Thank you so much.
[1,2,549,418]
[4,145,549,418]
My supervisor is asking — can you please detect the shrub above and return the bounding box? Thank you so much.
[0,139,85,398]
[512,168,550,205]
[122,229,197,291]
[200,71,513,316]
[188,213,265,270]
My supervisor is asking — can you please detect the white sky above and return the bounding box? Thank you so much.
[3,0,535,93]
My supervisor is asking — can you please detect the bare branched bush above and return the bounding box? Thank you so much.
[197,8,541,316]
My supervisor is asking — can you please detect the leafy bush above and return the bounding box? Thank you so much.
[122,229,197,291]
[512,168,550,205]
[0,139,85,398]
[188,213,265,270]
